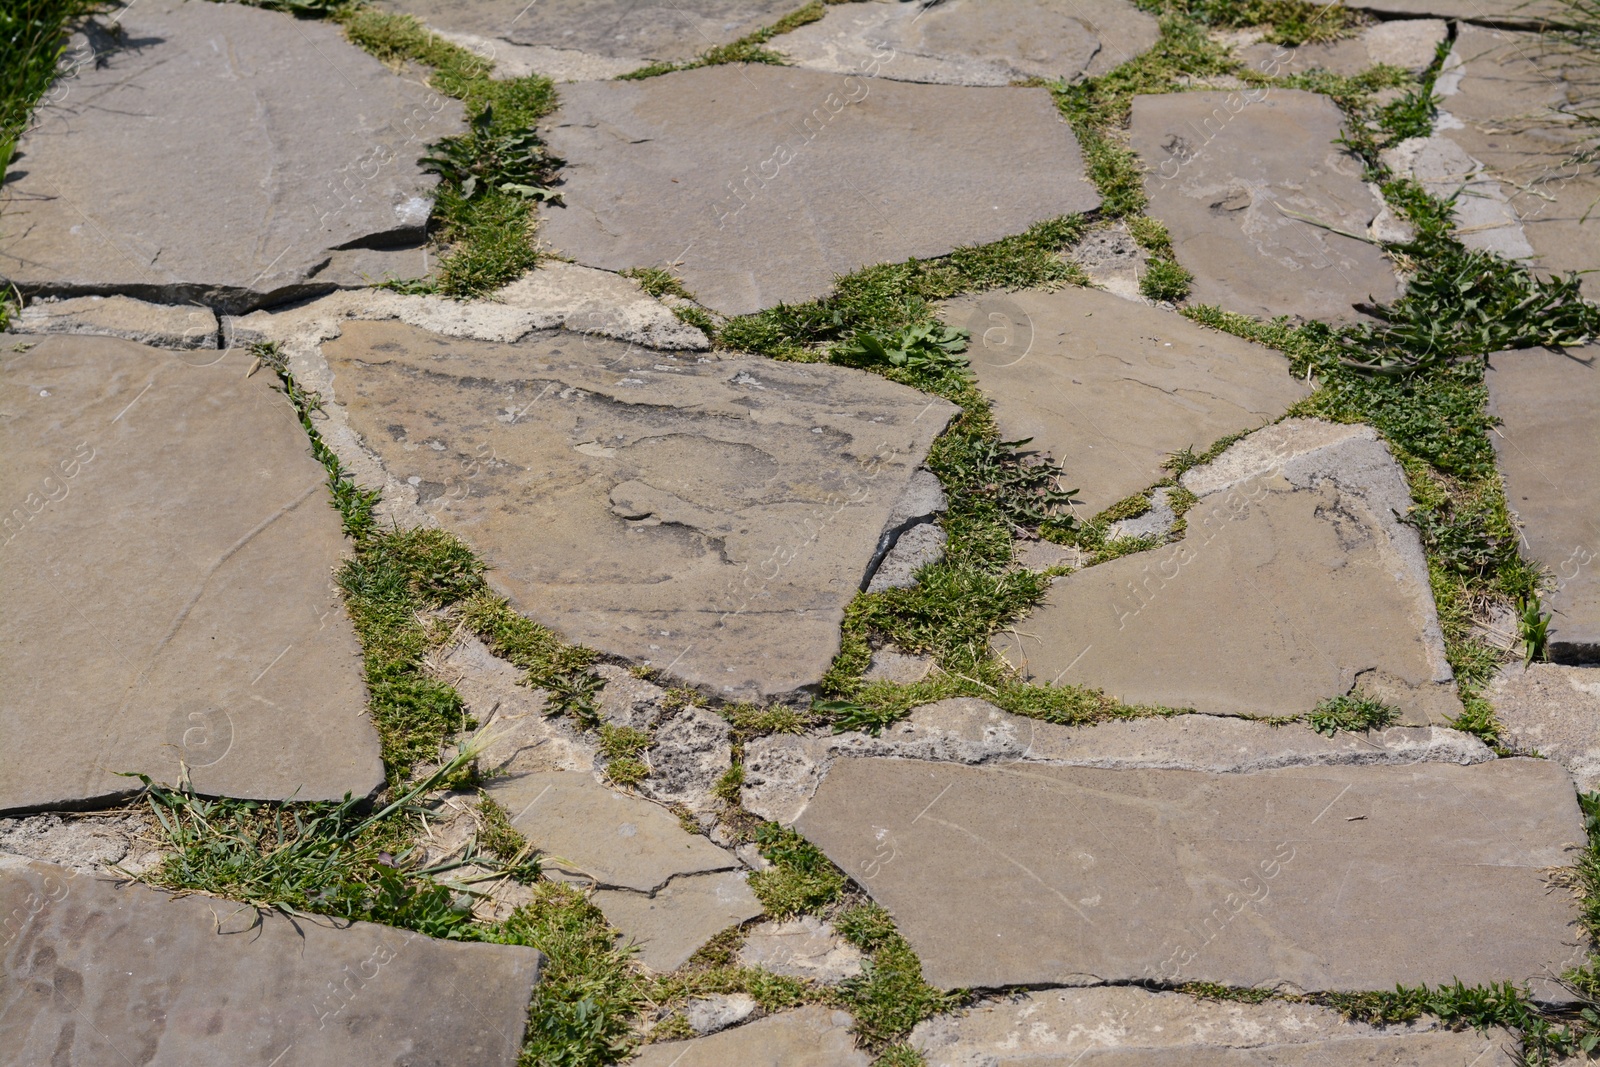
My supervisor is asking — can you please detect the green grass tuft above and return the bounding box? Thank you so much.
[618,1,825,78]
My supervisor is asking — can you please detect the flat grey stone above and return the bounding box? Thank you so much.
[538,66,1099,315]
[0,0,463,314]
[1014,540,1085,571]
[1,336,381,814]
[683,993,758,1035]
[777,0,1159,85]
[0,853,542,1065]
[863,647,936,685]
[320,319,955,699]
[13,296,217,350]
[593,870,762,972]
[1237,19,1447,78]
[441,634,595,776]
[483,770,738,892]
[912,986,1515,1065]
[865,521,947,593]
[631,1006,868,1066]
[1488,346,1600,662]
[736,916,866,983]
[1382,134,1535,259]
[942,286,1310,515]
[1350,0,1566,25]
[884,468,949,530]
[796,756,1585,992]
[1491,663,1600,788]
[1130,89,1401,323]
[996,420,1461,723]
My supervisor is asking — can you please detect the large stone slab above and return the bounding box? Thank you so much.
[1130,89,1400,323]
[538,66,1099,315]
[911,987,1515,1065]
[320,320,956,698]
[995,420,1460,722]
[630,1006,869,1067]
[0,0,463,314]
[1237,19,1447,78]
[941,286,1311,515]
[1491,663,1600,788]
[777,0,1159,86]
[1351,0,1568,25]
[1488,346,1600,662]
[796,756,1585,992]
[0,336,381,814]
[0,853,541,1064]
[593,870,763,972]
[13,296,217,350]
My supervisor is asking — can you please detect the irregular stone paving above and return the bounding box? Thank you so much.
[1492,663,1600,789]
[592,871,762,972]
[1130,89,1401,323]
[1351,0,1568,25]
[13,296,218,350]
[911,987,1516,1065]
[941,285,1312,515]
[0,853,543,1064]
[538,66,1100,314]
[630,1006,869,1066]
[776,0,1160,86]
[1235,19,1448,78]
[796,755,1586,992]
[995,420,1462,722]
[0,336,382,814]
[318,319,956,698]
[736,916,866,983]
[0,0,463,313]
[1488,345,1600,662]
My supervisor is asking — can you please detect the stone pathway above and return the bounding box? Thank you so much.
[2,0,1598,1064]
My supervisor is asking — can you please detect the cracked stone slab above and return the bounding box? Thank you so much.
[1488,346,1600,662]
[0,336,381,814]
[942,286,1310,515]
[1382,134,1535,259]
[796,756,1585,992]
[742,697,1492,824]
[776,0,1159,86]
[736,916,866,983]
[863,647,936,685]
[1491,663,1600,788]
[1350,0,1567,25]
[865,521,947,593]
[912,986,1516,1065]
[0,853,542,1065]
[0,0,463,314]
[631,1006,869,1067]
[537,66,1099,315]
[1237,19,1448,78]
[636,708,733,814]
[1130,89,1401,323]
[593,870,762,972]
[12,296,217,350]
[683,993,758,1035]
[482,770,738,892]
[437,634,594,775]
[995,420,1461,723]
[318,319,956,699]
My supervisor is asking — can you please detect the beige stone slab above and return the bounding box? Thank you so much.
[0,336,380,814]
[796,756,1586,992]
[942,286,1310,514]
[594,871,761,972]
[1488,346,1600,662]
[630,1006,868,1066]
[1130,90,1400,324]
[1351,0,1567,26]
[736,916,866,983]
[1492,663,1600,788]
[321,320,955,699]
[1237,20,1447,78]
[0,853,542,1065]
[13,296,217,350]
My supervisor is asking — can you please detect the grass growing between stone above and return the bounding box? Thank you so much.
[0,0,101,184]
[618,1,827,79]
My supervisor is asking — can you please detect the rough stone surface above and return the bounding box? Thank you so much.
[1,336,381,814]
[1130,89,1400,323]
[777,0,1160,85]
[593,664,670,732]
[320,319,955,699]
[1488,346,1600,662]
[538,66,1099,315]
[0,853,542,1064]
[637,709,734,813]
[996,420,1461,723]
[865,521,948,593]
[1350,0,1566,24]
[912,987,1516,1065]
[483,770,738,892]
[1072,226,1150,300]
[942,286,1309,515]
[592,871,762,972]
[0,0,463,313]
[437,635,595,776]
[1237,19,1447,78]
[13,296,217,350]
[683,993,758,1036]
[863,648,936,685]
[1108,487,1179,541]
[631,1007,868,1066]
[1491,663,1600,789]
[736,916,866,983]
[796,756,1586,992]
[0,814,149,875]
[1382,133,1535,258]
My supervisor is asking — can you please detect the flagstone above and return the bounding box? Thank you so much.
[1490,663,1600,788]
[12,296,217,350]
[592,871,762,972]
[1236,19,1447,78]
[630,1006,868,1067]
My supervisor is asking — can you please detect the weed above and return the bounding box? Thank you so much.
[0,0,102,181]
[839,934,958,1050]
[712,765,744,805]
[835,902,900,952]
[746,823,846,918]
[477,792,535,871]
[722,702,817,736]
[874,1047,929,1067]
[1144,0,1361,45]
[619,266,695,302]
[1520,594,1553,666]
[618,1,825,78]
[834,323,973,386]
[1140,257,1194,301]
[598,725,651,787]
[1308,693,1398,736]
[1178,982,1276,1003]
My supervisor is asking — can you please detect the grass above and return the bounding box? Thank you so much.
[1308,693,1399,736]
[618,1,826,79]
[1139,0,1362,45]
[0,0,100,183]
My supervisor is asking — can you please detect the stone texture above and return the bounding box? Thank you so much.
[1488,346,1600,662]
[865,521,948,593]
[863,648,936,685]
[593,871,762,972]
[1491,663,1600,789]
[1350,0,1567,25]
[538,66,1099,315]
[777,0,1160,85]
[942,286,1310,515]
[483,770,738,892]
[0,0,463,314]
[736,916,866,983]
[1382,134,1536,259]
[683,993,758,1035]
[912,986,1515,1065]
[631,1006,868,1067]
[438,634,595,776]
[13,296,217,350]
[0,814,148,875]
[995,420,1460,723]
[796,756,1586,992]
[320,319,956,699]
[1237,19,1448,78]
[0,853,542,1065]
[637,709,734,813]
[1072,226,1150,300]
[1130,89,1401,323]
[1108,487,1179,541]
[1,336,381,814]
